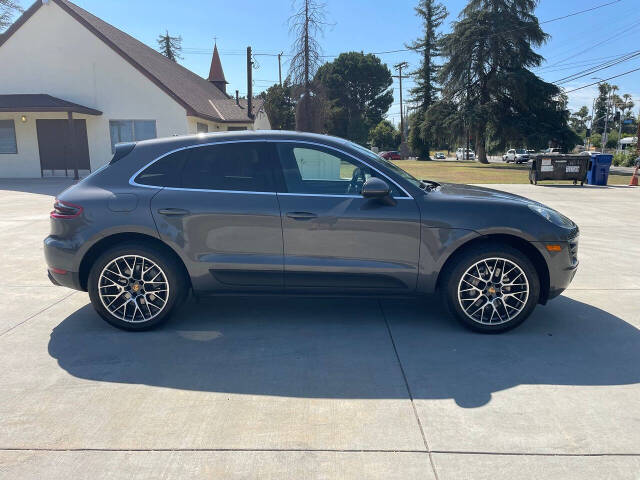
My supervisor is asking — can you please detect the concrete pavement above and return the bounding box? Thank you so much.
[0,179,639,479]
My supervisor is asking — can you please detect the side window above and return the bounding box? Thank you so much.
[276,143,402,196]
[180,142,277,192]
[109,120,157,152]
[134,149,187,187]
[0,120,17,154]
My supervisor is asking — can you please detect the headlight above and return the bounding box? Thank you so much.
[528,204,575,228]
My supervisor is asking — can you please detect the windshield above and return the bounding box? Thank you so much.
[346,141,422,188]
[516,149,527,154]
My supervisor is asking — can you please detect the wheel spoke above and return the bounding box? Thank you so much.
[98,255,169,324]
[457,256,529,326]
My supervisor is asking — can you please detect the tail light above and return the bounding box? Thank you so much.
[51,199,83,219]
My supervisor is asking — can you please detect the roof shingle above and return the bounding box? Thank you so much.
[2,0,257,124]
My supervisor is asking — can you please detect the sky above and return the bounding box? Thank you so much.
[15,0,640,126]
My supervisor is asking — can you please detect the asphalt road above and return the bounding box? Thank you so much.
[0,179,638,479]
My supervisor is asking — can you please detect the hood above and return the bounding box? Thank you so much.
[434,182,534,204]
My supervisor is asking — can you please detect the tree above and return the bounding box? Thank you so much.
[439,0,561,163]
[288,0,328,132]
[406,0,448,160]
[260,82,296,130]
[570,106,589,133]
[0,0,22,32]
[315,52,393,145]
[369,120,401,150]
[157,30,182,62]
[593,82,613,134]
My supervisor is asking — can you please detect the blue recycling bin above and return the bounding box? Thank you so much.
[586,154,613,185]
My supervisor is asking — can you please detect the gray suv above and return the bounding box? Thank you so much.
[44,131,579,333]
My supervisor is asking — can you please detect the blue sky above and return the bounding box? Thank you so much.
[23,0,640,124]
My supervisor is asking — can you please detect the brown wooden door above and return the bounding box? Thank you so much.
[36,119,91,175]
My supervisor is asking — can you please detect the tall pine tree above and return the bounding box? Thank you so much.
[157,30,182,62]
[439,0,551,162]
[407,0,447,160]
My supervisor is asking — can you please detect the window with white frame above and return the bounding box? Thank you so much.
[0,120,17,154]
[196,122,208,133]
[109,120,157,152]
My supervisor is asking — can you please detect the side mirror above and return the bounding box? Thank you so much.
[361,177,396,205]
[361,177,390,198]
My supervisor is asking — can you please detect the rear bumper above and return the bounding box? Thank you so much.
[44,235,84,291]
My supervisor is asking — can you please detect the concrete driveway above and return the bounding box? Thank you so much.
[1,179,639,479]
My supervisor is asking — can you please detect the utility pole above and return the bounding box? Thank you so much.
[602,88,611,153]
[637,109,640,156]
[278,52,283,86]
[587,97,596,151]
[393,61,409,143]
[247,46,254,120]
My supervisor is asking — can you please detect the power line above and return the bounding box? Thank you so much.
[553,50,640,84]
[179,0,624,60]
[563,66,640,93]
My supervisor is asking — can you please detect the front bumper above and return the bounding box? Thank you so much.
[535,236,579,302]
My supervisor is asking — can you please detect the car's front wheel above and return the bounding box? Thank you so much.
[440,244,540,333]
[88,242,187,331]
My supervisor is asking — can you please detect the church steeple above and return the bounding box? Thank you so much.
[207,43,228,93]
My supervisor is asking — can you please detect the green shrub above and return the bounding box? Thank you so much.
[613,151,638,167]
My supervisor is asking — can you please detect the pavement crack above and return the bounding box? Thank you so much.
[0,291,76,337]
[378,299,440,480]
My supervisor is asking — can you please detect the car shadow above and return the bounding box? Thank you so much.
[0,178,75,196]
[48,295,640,408]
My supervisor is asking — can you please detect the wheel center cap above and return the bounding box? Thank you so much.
[132,283,140,292]
[488,286,497,295]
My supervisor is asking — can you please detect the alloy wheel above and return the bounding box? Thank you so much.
[98,255,169,323]
[457,257,529,325]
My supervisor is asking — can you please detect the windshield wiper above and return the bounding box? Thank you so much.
[420,179,440,191]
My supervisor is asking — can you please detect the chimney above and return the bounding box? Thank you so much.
[235,90,239,105]
[247,46,254,119]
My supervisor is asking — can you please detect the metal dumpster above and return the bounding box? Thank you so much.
[528,155,589,185]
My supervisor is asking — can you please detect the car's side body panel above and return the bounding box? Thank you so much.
[151,189,284,292]
[278,193,422,292]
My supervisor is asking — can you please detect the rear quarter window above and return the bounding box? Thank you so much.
[134,150,187,187]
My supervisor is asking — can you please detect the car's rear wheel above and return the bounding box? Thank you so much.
[440,244,540,333]
[88,242,187,331]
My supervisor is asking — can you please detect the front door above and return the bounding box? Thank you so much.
[275,142,421,292]
[36,119,90,176]
[149,141,284,291]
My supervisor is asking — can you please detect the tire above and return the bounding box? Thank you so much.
[88,242,188,331]
[440,243,540,333]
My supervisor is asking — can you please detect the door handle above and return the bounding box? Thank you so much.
[286,211,318,220]
[158,208,190,216]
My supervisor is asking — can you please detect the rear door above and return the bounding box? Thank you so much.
[274,142,421,292]
[146,141,284,291]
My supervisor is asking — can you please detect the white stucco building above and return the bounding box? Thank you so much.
[0,0,270,178]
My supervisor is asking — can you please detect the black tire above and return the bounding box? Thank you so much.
[440,243,540,333]
[88,242,188,331]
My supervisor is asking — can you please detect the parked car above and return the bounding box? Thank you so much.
[380,150,401,160]
[456,148,475,160]
[579,151,601,156]
[434,152,446,160]
[543,147,563,155]
[45,131,579,333]
[503,148,530,164]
